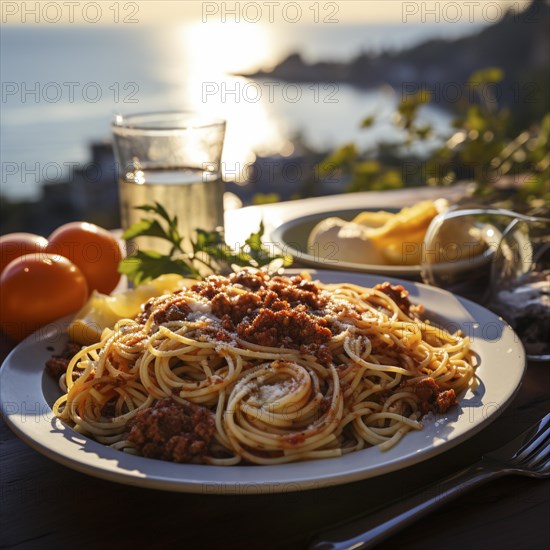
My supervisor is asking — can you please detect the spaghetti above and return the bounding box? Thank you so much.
[52,271,475,465]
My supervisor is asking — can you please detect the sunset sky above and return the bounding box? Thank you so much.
[1,0,531,25]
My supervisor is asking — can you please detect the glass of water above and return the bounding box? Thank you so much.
[485,215,550,361]
[112,111,226,255]
[421,207,550,361]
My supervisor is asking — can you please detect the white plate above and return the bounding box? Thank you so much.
[271,209,493,278]
[272,208,421,276]
[0,271,526,494]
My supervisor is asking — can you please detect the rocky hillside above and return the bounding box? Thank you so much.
[243,0,549,121]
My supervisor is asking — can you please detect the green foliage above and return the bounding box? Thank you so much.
[360,116,375,128]
[396,89,432,139]
[119,202,291,285]
[318,143,358,177]
[318,67,549,204]
[119,250,200,286]
[426,67,512,188]
[316,90,436,192]
[252,193,281,205]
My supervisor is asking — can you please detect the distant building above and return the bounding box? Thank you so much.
[66,142,120,228]
[12,141,122,233]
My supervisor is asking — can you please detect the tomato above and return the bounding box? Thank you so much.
[0,253,89,342]
[0,232,49,274]
[46,222,122,295]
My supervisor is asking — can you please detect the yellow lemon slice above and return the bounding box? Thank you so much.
[67,290,121,345]
[68,274,193,345]
[107,274,191,318]
[368,201,438,242]
[378,227,428,265]
[351,210,394,228]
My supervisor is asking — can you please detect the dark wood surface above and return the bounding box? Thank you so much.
[1,331,549,550]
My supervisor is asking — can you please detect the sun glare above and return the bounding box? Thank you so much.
[182,21,276,75]
[172,22,291,180]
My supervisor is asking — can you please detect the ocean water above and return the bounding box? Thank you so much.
[1,22,485,200]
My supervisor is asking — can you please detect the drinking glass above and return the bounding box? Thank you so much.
[112,112,226,255]
[421,207,550,361]
[486,215,550,360]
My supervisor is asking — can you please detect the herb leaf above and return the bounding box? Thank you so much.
[243,221,292,268]
[121,218,170,242]
[118,250,200,286]
[119,203,292,285]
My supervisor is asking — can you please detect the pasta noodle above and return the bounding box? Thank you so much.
[52,271,475,465]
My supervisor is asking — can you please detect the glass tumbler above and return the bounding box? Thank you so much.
[421,207,550,360]
[486,215,550,360]
[112,111,226,255]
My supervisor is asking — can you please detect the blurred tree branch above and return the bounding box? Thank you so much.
[318,68,549,210]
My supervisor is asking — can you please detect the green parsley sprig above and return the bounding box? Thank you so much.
[118,202,292,285]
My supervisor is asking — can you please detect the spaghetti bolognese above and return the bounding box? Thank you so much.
[52,271,475,465]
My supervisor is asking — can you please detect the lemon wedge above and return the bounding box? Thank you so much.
[106,274,191,318]
[67,274,192,345]
[67,290,121,345]
[351,210,394,228]
[378,227,428,265]
[367,201,438,242]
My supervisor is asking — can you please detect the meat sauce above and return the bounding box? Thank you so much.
[374,282,416,317]
[127,398,215,463]
[405,377,458,415]
[45,341,82,379]
[139,271,335,362]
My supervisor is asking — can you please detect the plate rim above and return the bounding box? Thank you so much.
[0,270,526,494]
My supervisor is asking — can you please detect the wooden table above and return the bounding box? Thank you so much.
[2,188,549,550]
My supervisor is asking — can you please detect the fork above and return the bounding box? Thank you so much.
[309,413,550,550]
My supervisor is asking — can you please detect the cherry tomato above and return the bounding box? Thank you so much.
[0,232,49,274]
[0,253,89,342]
[46,222,122,295]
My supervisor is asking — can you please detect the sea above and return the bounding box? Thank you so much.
[1,22,487,200]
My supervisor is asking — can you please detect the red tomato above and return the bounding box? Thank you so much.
[46,222,122,295]
[0,253,89,342]
[0,232,49,274]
